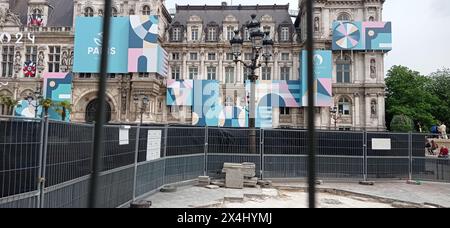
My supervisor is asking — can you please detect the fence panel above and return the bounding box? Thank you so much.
[135,159,165,197]
[102,126,138,171]
[43,176,90,208]
[0,118,41,199]
[166,127,205,156]
[164,154,205,184]
[97,166,134,208]
[45,121,94,187]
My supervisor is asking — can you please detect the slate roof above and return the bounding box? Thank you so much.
[9,0,74,27]
[172,4,294,28]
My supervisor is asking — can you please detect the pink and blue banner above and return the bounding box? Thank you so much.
[332,21,392,51]
[301,50,333,107]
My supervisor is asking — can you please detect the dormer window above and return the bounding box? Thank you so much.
[172,27,181,41]
[208,27,217,41]
[191,26,199,41]
[142,5,151,15]
[280,27,290,41]
[227,26,235,41]
[84,7,94,17]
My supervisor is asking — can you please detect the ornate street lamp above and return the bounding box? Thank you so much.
[330,106,341,130]
[134,94,149,125]
[230,14,274,153]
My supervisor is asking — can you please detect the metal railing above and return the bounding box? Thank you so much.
[0,115,449,208]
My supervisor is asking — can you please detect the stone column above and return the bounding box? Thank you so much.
[354,93,360,128]
[200,50,205,80]
[273,51,279,80]
[218,51,223,82]
[378,92,384,128]
[365,93,371,129]
[182,52,187,80]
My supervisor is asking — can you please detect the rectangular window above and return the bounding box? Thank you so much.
[48,46,61,73]
[261,67,271,80]
[281,53,290,61]
[25,46,38,62]
[138,72,149,77]
[172,28,180,41]
[207,67,216,80]
[244,53,252,61]
[171,66,180,80]
[226,53,234,61]
[225,67,234,84]
[190,53,198,61]
[337,64,351,83]
[172,52,180,60]
[280,67,290,80]
[189,67,198,79]
[1,46,15,77]
[79,73,92,78]
[244,68,252,81]
[280,107,290,115]
[191,26,199,41]
[208,27,217,41]
[244,28,250,41]
[281,27,290,41]
[227,26,235,41]
[207,53,216,61]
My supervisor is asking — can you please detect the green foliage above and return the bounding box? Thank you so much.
[385,65,440,131]
[390,115,414,132]
[0,95,19,115]
[428,68,450,126]
[54,100,72,121]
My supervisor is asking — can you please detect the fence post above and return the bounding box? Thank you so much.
[408,131,413,181]
[363,130,368,182]
[260,129,264,179]
[162,124,168,185]
[132,124,141,202]
[36,116,45,208]
[204,125,208,176]
[38,116,49,208]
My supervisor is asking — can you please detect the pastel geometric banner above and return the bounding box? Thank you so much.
[301,50,333,107]
[166,79,193,106]
[14,100,41,118]
[218,106,248,128]
[128,15,169,75]
[73,16,168,76]
[43,73,73,121]
[192,80,222,127]
[363,22,392,50]
[244,80,301,108]
[73,17,130,73]
[332,21,392,51]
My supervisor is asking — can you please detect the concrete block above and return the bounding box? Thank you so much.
[205,185,220,189]
[359,181,375,186]
[225,168,244,189]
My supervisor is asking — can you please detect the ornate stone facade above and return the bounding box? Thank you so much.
[0,0,387,131]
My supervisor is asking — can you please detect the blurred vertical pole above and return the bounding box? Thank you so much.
[88,0,112,208]
[306,0,316,208]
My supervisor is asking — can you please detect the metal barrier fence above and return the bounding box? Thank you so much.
[1,116,449,208]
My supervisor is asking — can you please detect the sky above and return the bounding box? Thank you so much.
[165,0,450,76]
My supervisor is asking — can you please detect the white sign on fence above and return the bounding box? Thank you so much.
[372,138,391,150]
[146,130,162,161]
[119,127,130,145]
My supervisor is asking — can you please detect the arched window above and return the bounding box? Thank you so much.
[85,99,112,123]
[111,7,118,17]
[98,9,103,16]
[337,13,351,21]
[129,9,135,15]
[336,55,351,83]
[338,97,351,116]
[33,9,42,16]
[142,5,151,15]
[369,16,375,22]
[84,7,94,17]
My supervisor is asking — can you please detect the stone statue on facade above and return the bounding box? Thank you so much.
[371,100,377,117]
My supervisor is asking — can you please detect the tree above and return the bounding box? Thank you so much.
[0,95,19,116]
[54,100,72,121]
[390,115,414,132]
[40,98,53,117]
[428,68,450,126]
[385,65,439,131]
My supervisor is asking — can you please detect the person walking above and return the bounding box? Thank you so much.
[439,123,448,140]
